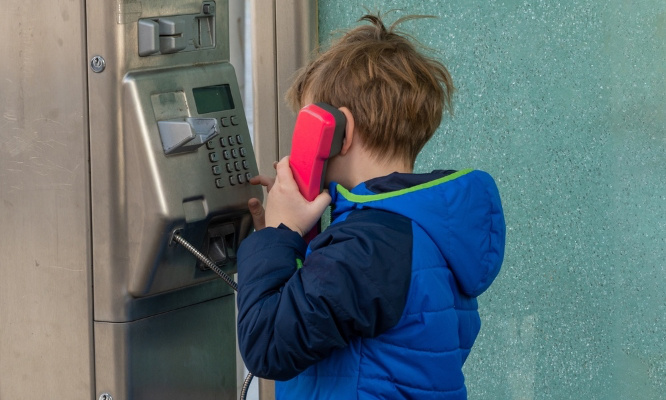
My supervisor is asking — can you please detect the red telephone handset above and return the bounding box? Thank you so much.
[289,103,346,243]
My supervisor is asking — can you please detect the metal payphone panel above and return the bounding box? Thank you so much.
[87,0,262,323]
[120,62,260,300]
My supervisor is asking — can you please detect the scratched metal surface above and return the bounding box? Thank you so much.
[319,2,666,399]
[0,0,93,398]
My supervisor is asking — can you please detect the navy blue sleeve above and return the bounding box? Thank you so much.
[236,210,413,381]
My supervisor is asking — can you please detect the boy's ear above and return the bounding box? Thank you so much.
[337,106,354,155]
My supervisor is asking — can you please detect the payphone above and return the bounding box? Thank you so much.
[89,1,262,398]
[0,0,260,399]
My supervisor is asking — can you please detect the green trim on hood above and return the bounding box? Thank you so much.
[336,169,474,203]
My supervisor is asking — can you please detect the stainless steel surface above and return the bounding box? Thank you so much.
[250,0,317,174]
[0,0,94,398]
[249,0,279,175]
[94,296,238,400]
[275,0,319,158]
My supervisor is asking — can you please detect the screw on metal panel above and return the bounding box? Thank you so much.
[203,2,215,14]
[98,394,113,400]
[90,55,106,73]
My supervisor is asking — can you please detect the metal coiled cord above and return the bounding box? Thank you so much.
[171,233,238,291]
[171,233,254,400]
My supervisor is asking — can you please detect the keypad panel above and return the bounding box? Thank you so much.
[206,114,252,189]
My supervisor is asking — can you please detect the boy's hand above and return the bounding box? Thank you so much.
[247,161,278,230]
[264,156,331,236]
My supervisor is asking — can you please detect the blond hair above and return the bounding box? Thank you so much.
[286,13,455,167]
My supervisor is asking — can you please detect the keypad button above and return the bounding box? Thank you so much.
[234,161,241,171]
[230,116,239,126]
[236,135,243,144]
[226,163,233,173]
[215,178,224,188]
[220,136,227,147]
[221,117,230,127]
[209,152,219,162]
[245,172,252,181]
[231,149,239,158]
[206,139,215,150]
[228,135,236,146]
[223,150,231,160]
[212,165,222,175]
[240,147,246,157]
[242,160,249,170]
[237,174,245,184]
[229,176,237,186]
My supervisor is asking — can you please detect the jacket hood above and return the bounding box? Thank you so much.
[329,169,505,297]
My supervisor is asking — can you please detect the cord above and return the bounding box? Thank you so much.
[171,233,254,400]
[171,233,238,291]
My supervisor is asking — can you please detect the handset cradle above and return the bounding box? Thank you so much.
[289,103,346,243]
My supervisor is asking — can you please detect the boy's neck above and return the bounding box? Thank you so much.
[332,144,412,190]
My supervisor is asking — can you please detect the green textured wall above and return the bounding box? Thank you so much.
[319,1,665,399]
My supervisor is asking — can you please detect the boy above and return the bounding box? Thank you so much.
[237,13,506,400]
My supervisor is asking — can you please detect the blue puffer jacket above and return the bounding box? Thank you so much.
[237,169,505,399]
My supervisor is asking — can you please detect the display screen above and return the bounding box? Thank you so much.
[192,84,235,114]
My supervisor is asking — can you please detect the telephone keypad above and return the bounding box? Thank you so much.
[207,113,252,189]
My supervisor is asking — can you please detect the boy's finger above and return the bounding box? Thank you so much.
[312,190,332,212]
[274,156,297,188]
[250,174,276,191]
[248,198,266,230]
